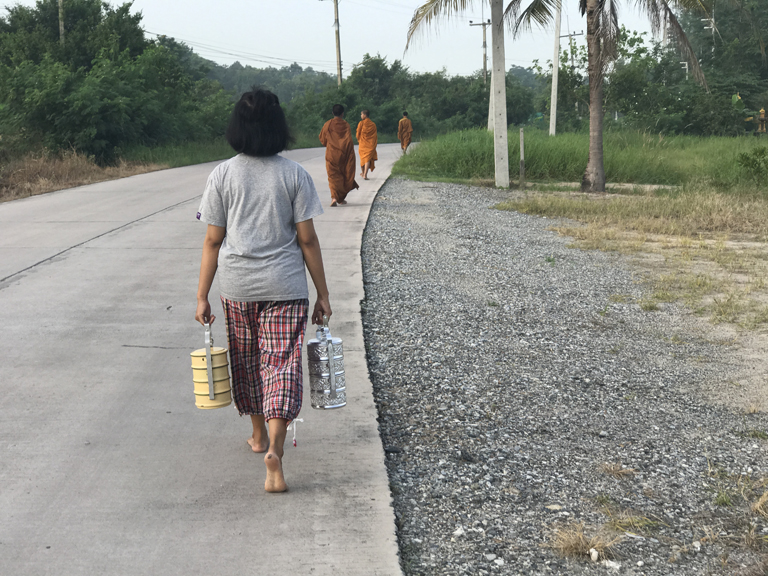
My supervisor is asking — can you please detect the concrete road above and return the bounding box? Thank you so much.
[0,144,404,575]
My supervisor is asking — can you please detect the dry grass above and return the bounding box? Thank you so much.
[747,402,764,415]
[0,150,167,203]
[495,189,768,331]
[597,498,665,536]
[497,191,768,237]
[549,522,620,561]
[752,491,768,518]
[599,462,637,480]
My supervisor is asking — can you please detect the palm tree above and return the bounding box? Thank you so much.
[407,0,707,192]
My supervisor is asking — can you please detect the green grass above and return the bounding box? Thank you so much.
[121,131,401,166]
[290,133,324,150]
[122,139,234,167]
[393,128,768,188]
[291,131,400,151]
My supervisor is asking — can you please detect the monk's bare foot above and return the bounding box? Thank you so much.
[340,200,347,205]
[330,201,338,207]
[363,177,369,180]
[264,453,287,493]
[247,437,269,453]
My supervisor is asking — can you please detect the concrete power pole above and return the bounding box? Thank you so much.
[549,2,561,136]
[487,68,494,131]
[490,0,509,188]
[333,0,342,86]
[469,18,491,84]
[58,0,65,46]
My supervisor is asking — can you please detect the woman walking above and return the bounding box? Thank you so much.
[195,89,332,493]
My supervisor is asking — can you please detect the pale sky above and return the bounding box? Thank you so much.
[4,0,655,77]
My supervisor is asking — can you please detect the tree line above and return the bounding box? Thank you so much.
[0,0,764,165]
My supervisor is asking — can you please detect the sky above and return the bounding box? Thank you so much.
[5,0,655,77]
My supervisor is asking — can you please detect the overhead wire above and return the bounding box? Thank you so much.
[144,30,339,72]
[144,30,338,66]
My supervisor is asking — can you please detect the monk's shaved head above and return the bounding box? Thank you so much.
[361,110,370,118]
[403,111,408,117]
[332,104,344,117]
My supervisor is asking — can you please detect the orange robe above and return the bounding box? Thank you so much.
[319,117,359,203]
[356,118,378,172]
[398,117,413,150]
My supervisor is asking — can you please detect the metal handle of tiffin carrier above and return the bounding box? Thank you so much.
[307,315,346,409]
[204,323,215,400]
[189,322,232,409]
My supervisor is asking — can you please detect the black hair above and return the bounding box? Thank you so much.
[332,104,344,117]
[403,111,408,117]
[361,109,370,117]
[226,88,292,156]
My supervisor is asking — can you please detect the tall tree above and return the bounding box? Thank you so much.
[407,0,707,192]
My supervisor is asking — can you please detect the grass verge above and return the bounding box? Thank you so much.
[394,128,766,188]
[495,188,768,331]
[121,138,233,167]
[1,140,236,203]
[0,150,166,203]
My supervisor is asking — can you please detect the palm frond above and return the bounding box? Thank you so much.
[596,0,619,64]
[505,0,560,36]
[405,0,477,52]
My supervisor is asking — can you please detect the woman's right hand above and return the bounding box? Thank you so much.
[312,296,332,326]
[195,299,215,325]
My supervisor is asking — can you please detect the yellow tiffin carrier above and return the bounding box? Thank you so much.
[190,323,232,409]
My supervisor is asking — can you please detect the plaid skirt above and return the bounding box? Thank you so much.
[220,298,308,421]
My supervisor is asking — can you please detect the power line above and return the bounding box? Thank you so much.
[144,30,338,71]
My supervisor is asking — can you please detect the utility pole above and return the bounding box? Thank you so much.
[487,68,494,131]
[550,26,584,134]
[58,0,65,46]
[490,0,509,188]
[701,5,716,56]
[469,18,491,84]
[549,2,561,136]
[333,0,342,86]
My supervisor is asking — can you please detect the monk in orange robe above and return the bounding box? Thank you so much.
[356,109,378,180]
[398,111,413,153]
[319,104,359,206]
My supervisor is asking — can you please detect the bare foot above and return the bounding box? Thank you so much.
[247,437,269,453]
[330,201,338,207]
[264,453,287,492]
[363,177,369,180]
[339,200,347,205]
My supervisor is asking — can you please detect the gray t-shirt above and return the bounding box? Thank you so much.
[197,154,323,302]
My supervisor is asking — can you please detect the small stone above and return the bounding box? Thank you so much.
[485,553,497,561]
[494,558,504,566]
[599,430,608,438]
[589,548,599,562]
[453,526,465,537]
[637,561,645,567]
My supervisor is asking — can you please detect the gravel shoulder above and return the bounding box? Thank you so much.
[360,178,768,575]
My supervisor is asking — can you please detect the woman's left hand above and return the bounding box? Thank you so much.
[195,299,215,325]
